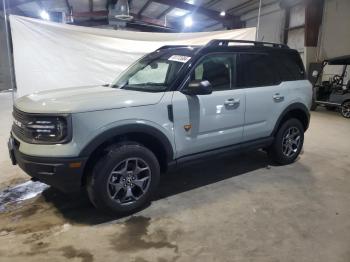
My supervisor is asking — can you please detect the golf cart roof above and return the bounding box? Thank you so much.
[326,55,350,65]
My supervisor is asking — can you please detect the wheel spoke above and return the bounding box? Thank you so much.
[133,177,149,191]
[121,187,137,202]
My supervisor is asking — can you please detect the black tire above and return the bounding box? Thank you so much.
[340,101,350,118]
[268,118,304,165]
[87,142,160,215]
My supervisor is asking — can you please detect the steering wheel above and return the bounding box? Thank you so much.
[332,75,343,85]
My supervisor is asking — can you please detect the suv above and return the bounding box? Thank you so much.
[8,40,312,214]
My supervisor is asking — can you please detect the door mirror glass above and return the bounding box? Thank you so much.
[183,80,212,95]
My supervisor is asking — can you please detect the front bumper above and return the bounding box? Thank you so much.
[8,135,87,193]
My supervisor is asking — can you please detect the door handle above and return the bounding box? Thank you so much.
[224,98,240,107]
[273,93,284,102]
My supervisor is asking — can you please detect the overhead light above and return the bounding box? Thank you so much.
[220,11,226,16]
[174,10,188,16]
[40,10,50,20]
[184,16,193,27]
[114,0,133,20]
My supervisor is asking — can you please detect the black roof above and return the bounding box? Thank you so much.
[326,55,350,65]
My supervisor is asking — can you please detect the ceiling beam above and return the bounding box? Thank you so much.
[138,0,152,16]
[72,10,177,29]
[152,0,241,26]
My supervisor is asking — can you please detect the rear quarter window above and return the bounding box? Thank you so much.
[272,52,306,81]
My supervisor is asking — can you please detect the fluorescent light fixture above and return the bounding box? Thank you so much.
[220,11,226,16]
[184,16,193,27]
[40,10,50,20]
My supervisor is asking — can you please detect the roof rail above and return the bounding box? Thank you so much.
[156,45,198,51]
[205,39,289,49]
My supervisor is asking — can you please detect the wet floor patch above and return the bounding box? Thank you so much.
[0,180,48,212]
[110,216,178,252]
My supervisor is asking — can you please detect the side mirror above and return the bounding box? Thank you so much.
[312,70,319,78]
[183,80,212,95]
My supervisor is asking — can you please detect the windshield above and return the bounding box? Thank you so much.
[112,52,191,92]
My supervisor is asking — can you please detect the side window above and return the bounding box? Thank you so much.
[237,53,280,87]
[191,54,235,91]
[272,53,306,81]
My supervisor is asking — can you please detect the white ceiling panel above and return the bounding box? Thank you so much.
[142,2,169,17]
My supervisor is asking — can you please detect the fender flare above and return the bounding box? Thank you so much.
[79,124,174,161]
[271,103,310,135]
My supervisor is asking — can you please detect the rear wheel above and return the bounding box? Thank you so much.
[268,118,304,165]
[87,143,160,215]
[340,101,350,118]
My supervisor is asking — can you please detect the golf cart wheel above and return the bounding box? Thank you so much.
[87,142,160,215]
[340,101,350,118]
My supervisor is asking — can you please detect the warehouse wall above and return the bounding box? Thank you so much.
[319,0,350,60]
[242,3,285,43]
[0,9,12,91]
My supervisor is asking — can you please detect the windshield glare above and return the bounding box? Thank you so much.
[112,52,189,92]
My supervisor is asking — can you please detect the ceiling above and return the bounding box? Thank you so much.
[6,0,279,32]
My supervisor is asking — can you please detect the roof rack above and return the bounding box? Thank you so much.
[205,39,289,49]
[156,45,198,51]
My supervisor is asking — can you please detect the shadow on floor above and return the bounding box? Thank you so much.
[41,150,270,225]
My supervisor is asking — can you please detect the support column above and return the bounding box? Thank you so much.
[304,0,324,72]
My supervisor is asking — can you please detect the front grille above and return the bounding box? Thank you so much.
[12,107,32,142]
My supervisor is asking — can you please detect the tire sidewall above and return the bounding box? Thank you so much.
[88,144,160,214]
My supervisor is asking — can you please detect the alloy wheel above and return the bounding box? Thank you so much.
[107,158,151,205]
[282,127,301,158]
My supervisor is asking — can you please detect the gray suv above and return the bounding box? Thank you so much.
[8,40,312,214]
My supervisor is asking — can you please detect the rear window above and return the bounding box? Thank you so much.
[237,53,280,87]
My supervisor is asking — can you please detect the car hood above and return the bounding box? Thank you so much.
[15,85,165,114]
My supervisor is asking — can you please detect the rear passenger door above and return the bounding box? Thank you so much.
[238,53,288,141]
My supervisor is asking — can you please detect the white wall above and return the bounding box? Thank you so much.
[319,0,350,60]
[242,3,285,43]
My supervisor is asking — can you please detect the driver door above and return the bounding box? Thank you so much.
[171,53,246,158]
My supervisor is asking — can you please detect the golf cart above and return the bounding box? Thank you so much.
[311,55,350,118]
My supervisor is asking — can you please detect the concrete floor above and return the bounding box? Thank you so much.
[0,92,349,262]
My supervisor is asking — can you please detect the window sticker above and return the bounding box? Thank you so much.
[168,55,191,63]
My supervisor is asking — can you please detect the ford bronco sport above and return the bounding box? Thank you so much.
[8,40,312,214]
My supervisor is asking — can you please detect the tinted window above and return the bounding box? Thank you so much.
[237,53,279,87]
[191,54,235,91]
[272,52,305,81]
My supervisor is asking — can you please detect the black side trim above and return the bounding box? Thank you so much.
[167,105,174,122]
[79,124,174,161]
[174,136,274,167]
[271,103,310,135]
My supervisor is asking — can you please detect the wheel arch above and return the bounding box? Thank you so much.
[271,103,310,136]
[80,124,174,185]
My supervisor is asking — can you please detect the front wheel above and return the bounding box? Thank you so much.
[268,118,304,165]
[87,143,160,215]
[340,101,350,118]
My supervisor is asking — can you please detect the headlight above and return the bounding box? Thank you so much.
[12,108,72,144]
[26,117,69,143]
